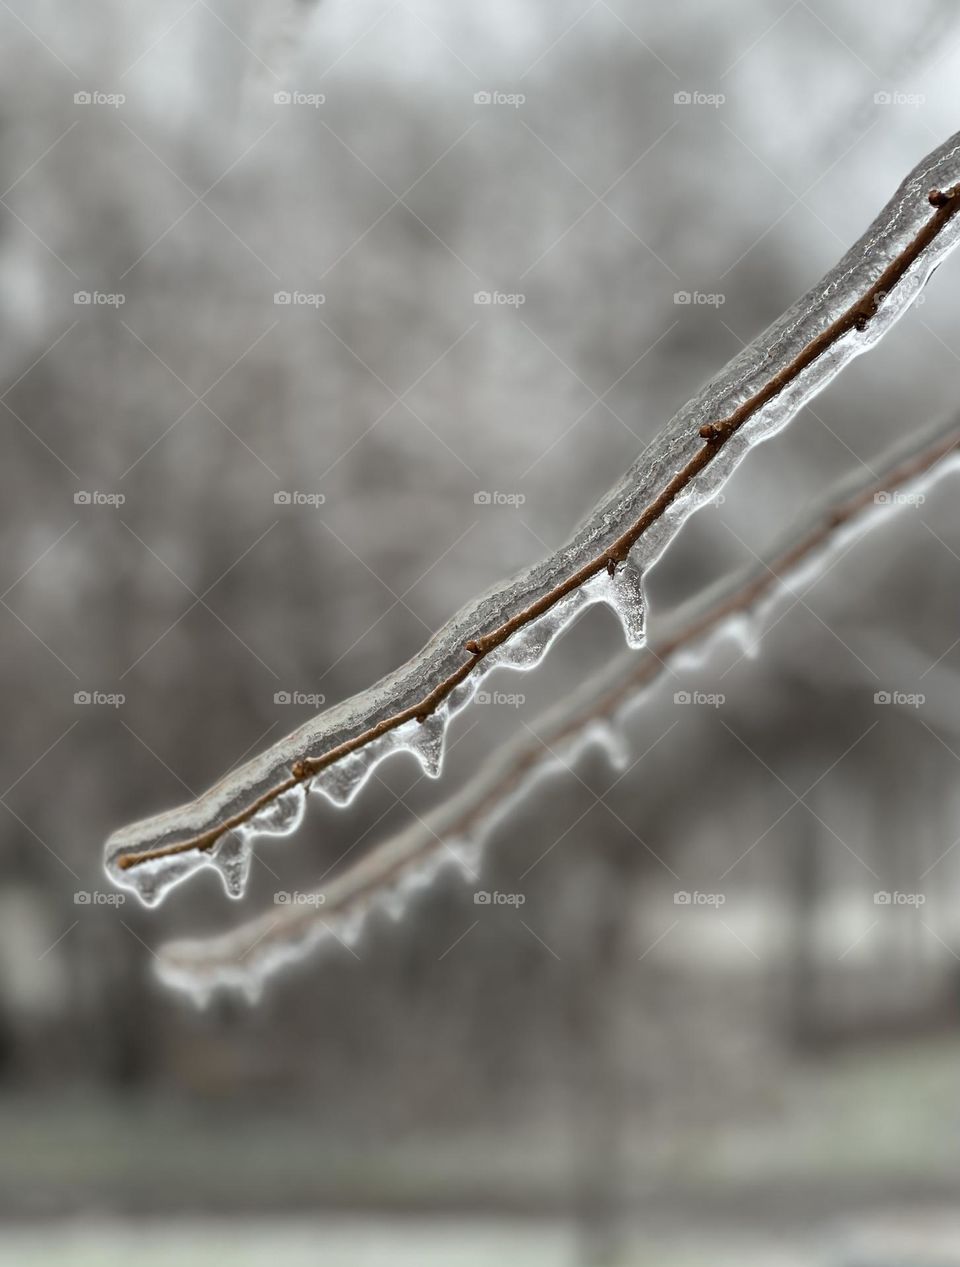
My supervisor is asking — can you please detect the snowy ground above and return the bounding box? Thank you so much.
[3,1214,960,1267]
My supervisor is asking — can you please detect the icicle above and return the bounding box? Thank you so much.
[185,983,213,1011]
[380,891,408,921]
[105,135,960,908]
[442,837,482,879]
[586,557,646,647]
[585,719,631,770]
[485,589,588,673]
[109,848,206,908]
[246,785,306,838]
[211,830,253,900]
[400,706,448,779]
[308,737,390,807]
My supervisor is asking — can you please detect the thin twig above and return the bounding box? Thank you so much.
[115,165,960,873]
[159,411,960,985]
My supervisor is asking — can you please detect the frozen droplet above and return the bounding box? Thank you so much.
[211,831,252,899]
[108,847,207,908]
[447,673,484,718]
[586,720,631,770]
[588,558,646,648]
[238,978,263,1006]
[443,837,481,879]
[339,911,366,946]
[401,706,447,779]
[488,622,552,672]
[722,614,758,660]
[380,890,408,921]
[309,743,381,807]
[105,139,960,917]
[186,984,213,1011]
[487,590,587,673]
[247,785,306,838]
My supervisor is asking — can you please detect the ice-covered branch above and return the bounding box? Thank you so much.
[155,411,960,999]
[105,134,960,907]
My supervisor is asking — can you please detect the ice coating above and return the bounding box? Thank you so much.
[156,410,960,997]
[106,132,960,907]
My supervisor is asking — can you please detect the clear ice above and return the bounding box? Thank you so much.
[106,132,960,922]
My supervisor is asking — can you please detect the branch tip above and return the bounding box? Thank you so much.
[929,188,951,208]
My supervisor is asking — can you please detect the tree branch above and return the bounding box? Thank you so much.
[105,133,960,905]
[156,410,960,996]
